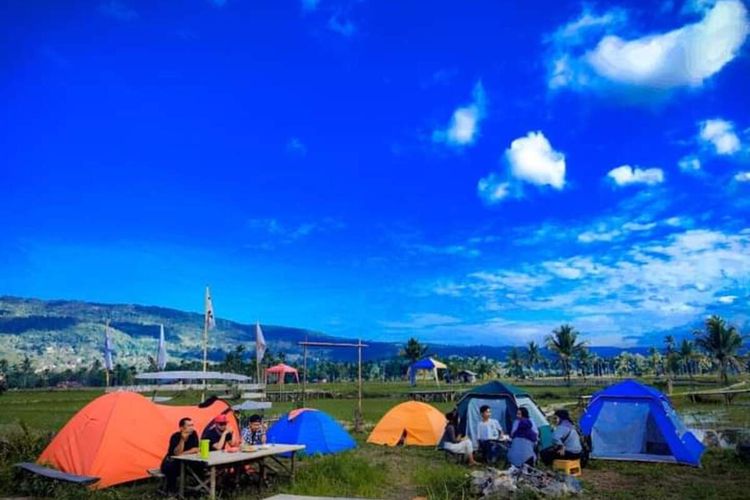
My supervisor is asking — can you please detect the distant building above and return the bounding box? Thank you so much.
[456,370,477,384]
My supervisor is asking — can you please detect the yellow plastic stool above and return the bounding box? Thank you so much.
[552,459,582,477]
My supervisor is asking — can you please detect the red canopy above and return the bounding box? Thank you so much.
[264,363,299,384]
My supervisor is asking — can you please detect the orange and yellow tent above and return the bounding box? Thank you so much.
[367,401,446,446]
[38,391,239,488]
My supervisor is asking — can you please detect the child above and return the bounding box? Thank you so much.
[241,414,267,446]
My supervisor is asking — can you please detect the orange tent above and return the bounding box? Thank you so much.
[38,392,239,488]
[367,401,447,447]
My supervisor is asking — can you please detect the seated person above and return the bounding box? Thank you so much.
[439,410,478,466]
[507,418,538,467]
[202,413,240,451]
[476,405,508,464]
[241,414,267,445]
[511,407,538,438]
[161,417,200,494]
[540,409,582,466]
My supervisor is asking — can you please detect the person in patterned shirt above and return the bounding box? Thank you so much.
[241,414,267,445]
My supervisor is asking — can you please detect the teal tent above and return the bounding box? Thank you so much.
[456,380,553,449]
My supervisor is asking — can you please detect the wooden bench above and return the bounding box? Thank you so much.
[14,462,100,486]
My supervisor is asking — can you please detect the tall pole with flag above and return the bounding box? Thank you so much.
[255,321,267,384]
[202,286,216,401]
[156,324,168,371]
[203,286,216,373]
[103,320,113,387]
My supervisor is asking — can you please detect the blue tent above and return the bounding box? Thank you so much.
[408,357,447,386]
[266,409,356,456]
[580,380,705,467]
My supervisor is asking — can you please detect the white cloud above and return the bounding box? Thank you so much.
[381,313,462,330]
[622,221,657,232]
[549,0,750,93]
[699,118,742,155]
[477,174,510,205]
[435,228,750,343]
[506,131,566,189]
[301,0,319,11]
[679,156,702,172]
[433,82,486,147]
[286,137,307,156]
[664,216,685,226]
[718,295,737,304]
[328,16,356,37]
[607,165,664,186]
[578,229,621,243]
[477,131,565,204]
[735,171,750,182]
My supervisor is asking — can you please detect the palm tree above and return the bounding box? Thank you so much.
[546,324,586,385]
[647,347,662,375]
[526,341,542,378]
[679,339,697,379]
[576,348,593,382]
[663,335,679,393]
[401,337,428,364]
[506,348,525,380]
[694,315,744,386]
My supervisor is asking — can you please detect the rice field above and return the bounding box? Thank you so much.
[1,379,749,499]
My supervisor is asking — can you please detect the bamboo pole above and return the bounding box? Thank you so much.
[302,335,308,408]
[202,287,209,402]
[357,339,363,432]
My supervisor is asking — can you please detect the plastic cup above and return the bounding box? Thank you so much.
[200,439,210,459]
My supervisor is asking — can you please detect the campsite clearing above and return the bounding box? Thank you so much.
[1,380,749,499]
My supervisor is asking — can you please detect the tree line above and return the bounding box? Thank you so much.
[0,315,745,392]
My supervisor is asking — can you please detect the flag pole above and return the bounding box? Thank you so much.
[104,320,110,388]
[202,286,209,401]
[256,320,260,384]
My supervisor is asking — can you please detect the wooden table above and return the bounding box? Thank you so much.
[173,444,305,499]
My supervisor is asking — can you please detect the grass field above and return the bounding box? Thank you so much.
[1,379,749,499]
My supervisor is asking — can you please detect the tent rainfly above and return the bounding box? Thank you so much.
[407,357,447,386]
[265,363,300,384]
[580,380,705,466]
[267,409,356,455]
[368,401,447,446]
[37,392,239,488]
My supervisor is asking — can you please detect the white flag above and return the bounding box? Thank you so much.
[205,286,216,330]
[103,323,114,371]
[256,322,267,363]
[156,324,168,370]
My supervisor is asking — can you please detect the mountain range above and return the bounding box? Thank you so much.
[0,296,712,371]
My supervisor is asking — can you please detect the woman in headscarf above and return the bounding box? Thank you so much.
[438,409,478,466]
[540,409,582,466]
[507,417,538,467]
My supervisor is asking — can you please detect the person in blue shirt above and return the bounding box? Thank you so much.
[510,407,539,438]
[507,418,538,467]
[541,409,582,466]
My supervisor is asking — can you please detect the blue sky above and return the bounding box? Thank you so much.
[1,0,749,347]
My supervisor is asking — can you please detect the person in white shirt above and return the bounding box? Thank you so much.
[476,405,508,464]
